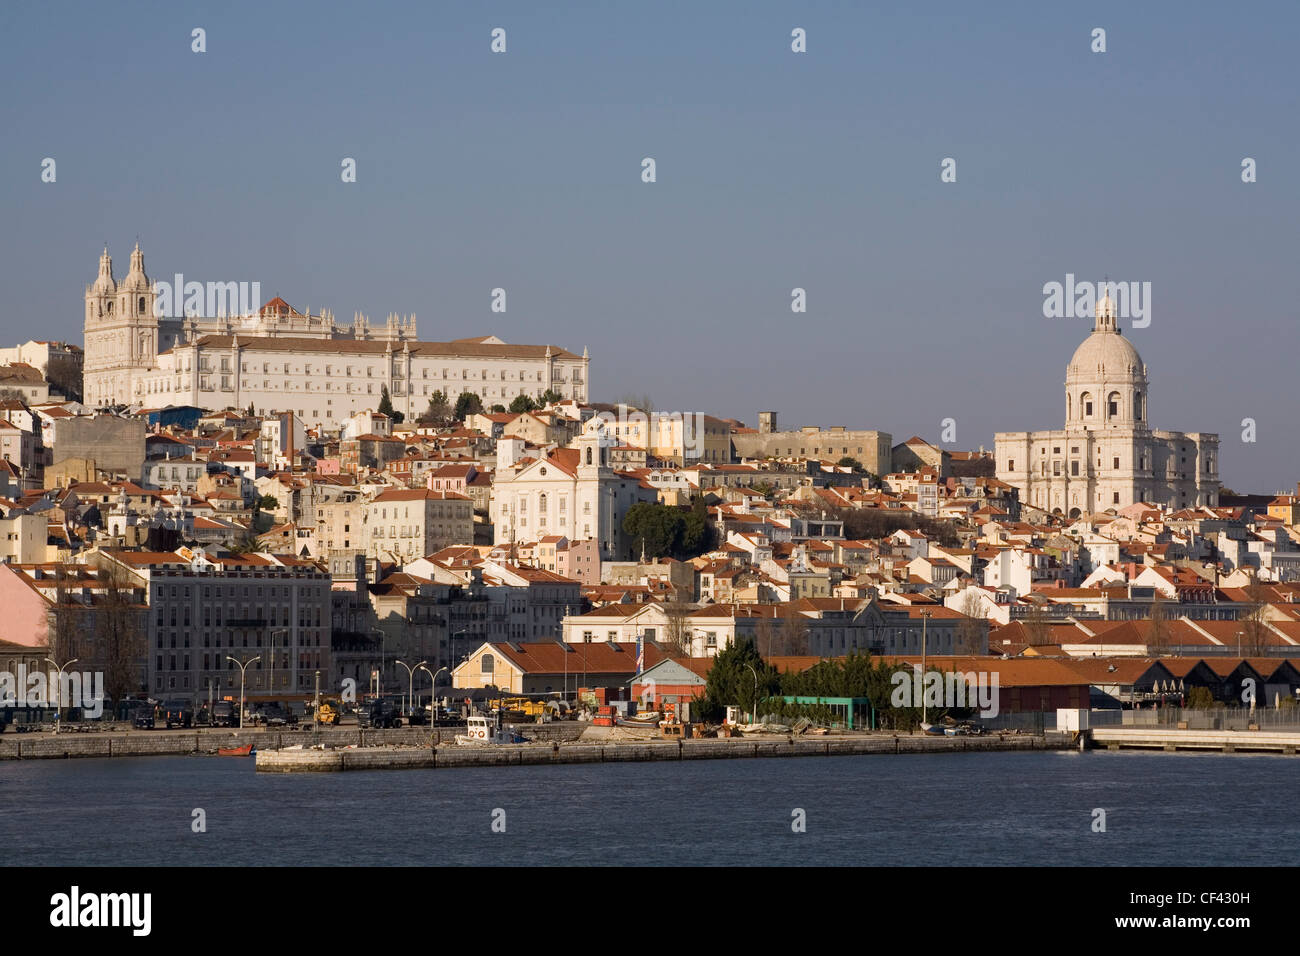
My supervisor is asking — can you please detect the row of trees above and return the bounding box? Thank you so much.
[406,388,565,427]
[692,639,941,730]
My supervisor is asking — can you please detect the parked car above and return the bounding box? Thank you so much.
[356,697,403,729]
[256,702,298,728]
[161,699,193,729]
[132,703,156,730]
[210,701,238,728]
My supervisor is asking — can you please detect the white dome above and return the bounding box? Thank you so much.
[1066,330,1145,385]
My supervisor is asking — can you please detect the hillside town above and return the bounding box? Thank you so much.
[3,249,1300,725]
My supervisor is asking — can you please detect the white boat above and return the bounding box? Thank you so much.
[454,715,525,746]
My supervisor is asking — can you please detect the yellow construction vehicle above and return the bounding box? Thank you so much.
[315,699,341,726]
[489,697,548,720]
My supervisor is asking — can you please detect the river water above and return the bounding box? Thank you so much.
[4,750,1294,866]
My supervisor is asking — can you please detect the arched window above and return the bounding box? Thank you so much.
[539,493,547,514]
[1081,392,1093,417]
[139,296,146,314]
[1107,392,1121,420]
[585,447,593,465]
[480,653,494,675]
[1134,391,1143,421]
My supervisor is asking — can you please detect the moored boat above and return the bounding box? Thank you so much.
[218,743,254,756]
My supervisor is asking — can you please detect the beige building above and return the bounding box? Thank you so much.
[732,412,891,476]
[366,488,474,563]
[996,293,1220,517]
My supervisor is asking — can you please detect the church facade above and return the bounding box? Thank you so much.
[995,293,1219,516]
[82,245,590,425]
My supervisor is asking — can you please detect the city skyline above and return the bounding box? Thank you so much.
[3,1,1297,491]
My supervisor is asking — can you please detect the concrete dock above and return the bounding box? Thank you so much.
[0,723,584,761]
[1088,727,1300,755]
[255,732,1068,772]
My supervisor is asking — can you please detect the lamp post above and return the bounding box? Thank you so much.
[369,626,386,696]
[395,659,427,717]
[450,628,470,668]
[313,669,321,730]
[226,655,261,729]
[743,662,759,725]
[920,610,932,729]
[44,656,78,734]
[270,628,288,697]
[419,665,449,719]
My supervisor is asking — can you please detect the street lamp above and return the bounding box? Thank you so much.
[395,659,427,717]
[313,669,321,730]
[369,626,386,696]
[920,610,933,729]
[419,664,449,719]
[226,655,261,729]
[270,628,288,696]
[44,656,78,734]
[743,662,759,725]
[450,628,471,667]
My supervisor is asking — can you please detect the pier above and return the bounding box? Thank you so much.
[255,732,1068,772]
[1087,727,1300,755]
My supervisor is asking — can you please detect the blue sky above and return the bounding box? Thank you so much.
[2,1,1296,491]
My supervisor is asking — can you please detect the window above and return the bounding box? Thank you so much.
[1113,457,1120,470]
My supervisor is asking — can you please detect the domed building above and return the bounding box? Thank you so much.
[995,291,1219,517]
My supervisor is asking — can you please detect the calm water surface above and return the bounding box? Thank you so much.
[3,751,1294,865]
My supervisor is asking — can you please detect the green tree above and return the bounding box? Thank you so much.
[453,391,484,420]
[509,393,539,414]
[623,499,716,561]
[419,390,451,425]
[539,389,563,405]
[378,384,394,418]
[696,637,779,723]
[837,456,864,472]
[1185,686,1215,709]
[490,404,506,413]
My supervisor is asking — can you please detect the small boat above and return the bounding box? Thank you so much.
[921,723,946,736]
[615,715,660,729]
[943,725,969,737]
[217,744,254,756]
[454,715,525,745]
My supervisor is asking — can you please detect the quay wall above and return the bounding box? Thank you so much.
[0,722,586,761]
[256,732,1067,773]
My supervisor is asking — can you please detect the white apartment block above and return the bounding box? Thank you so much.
[101,548,332,699]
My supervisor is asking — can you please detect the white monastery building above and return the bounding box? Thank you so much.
[82,245,590,425]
